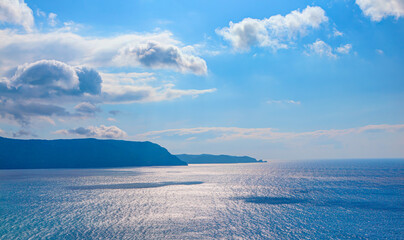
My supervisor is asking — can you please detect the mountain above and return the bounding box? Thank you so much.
[176,154,265,164]
[0,137,187,169]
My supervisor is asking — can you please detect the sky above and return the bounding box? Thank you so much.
[0,0,403,160]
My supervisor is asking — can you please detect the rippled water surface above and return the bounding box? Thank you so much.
[1,159,403,239]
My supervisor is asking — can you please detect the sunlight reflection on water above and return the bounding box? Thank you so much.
[0,160,403,239]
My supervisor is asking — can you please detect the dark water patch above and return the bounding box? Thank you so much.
[68,181,204,190]
[242,196,306,205]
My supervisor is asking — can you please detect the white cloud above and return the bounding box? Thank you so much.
[1,60,102,100]
[102,81,216,104]
[54,125,127,139]
[36,9,45,17]
[114,41,207,75]
[306,39,336,58]
[267,99,301,105]
[0,0,34,32]
[137,124,404,142]
[47,13,57,27]
[335,44,352,54]
[356,0,404,21]
[216,6,328,51]
[100,71,215,103]
[306,40,353,58]
[0,29,207,75]
[376,49,384,55]
[0,59,215,124]
[333,28,343,37]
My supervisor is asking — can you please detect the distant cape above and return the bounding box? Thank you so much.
[0,137,187,169]
[176,154,265,164]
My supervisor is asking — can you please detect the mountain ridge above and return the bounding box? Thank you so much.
[176,154,265,164]
[0,136,187,169]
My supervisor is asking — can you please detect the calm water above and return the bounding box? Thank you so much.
[0,159,403,239]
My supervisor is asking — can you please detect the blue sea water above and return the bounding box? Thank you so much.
[0,159,403,239]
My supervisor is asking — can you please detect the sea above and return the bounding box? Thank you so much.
[0,159,403,239]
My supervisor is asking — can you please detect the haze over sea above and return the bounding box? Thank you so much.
[1,159,402,239]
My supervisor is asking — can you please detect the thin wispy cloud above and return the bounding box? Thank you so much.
[267,100,301,105]
[137,124,404,142]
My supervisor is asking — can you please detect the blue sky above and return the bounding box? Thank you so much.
[0,0,403,160]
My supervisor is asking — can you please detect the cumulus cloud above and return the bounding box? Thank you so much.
[216,6,328,51]
[306,40,353,58]
[1,60,102,100]
[0,60,101,124]
[0,59,215,124]
[0,0,34,31]
[0,30,208,75]
[335,44,352,54]
[305,40,337,58]
[356,0,404,21]
[0,1,214,129]
[54,125,127,139]
[114,41,207,75]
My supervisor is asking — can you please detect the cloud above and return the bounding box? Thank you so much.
[356,0,404,21]
[47,13,57,27]
[114,41,207,75]
[137,124,404,142]
[305,39,336,58]
[74,102,100,115]
[335,44,352,54]
[216,6,328,51]
[12,129,37,138]
[54,125,127,139]
[1,60,102,100]
[0,100,71,125]
[376,49,384,55]
[76,67,102,95]
[305,40,353,58]
[102,82,216,104]
[333,28,343,37]
[0,60,102,123]
[0,0,34,32]
[0,59,215,124]
[0,29,207,75]
[267,99,301,105]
